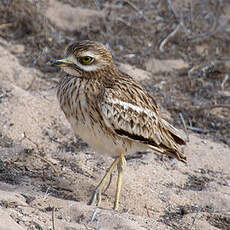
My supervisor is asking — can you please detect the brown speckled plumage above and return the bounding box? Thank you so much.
[52,40,187,210]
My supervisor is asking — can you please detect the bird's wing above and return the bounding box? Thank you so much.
[98,76,186,162]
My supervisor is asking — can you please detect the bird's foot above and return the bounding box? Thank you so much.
[88,187,102,207]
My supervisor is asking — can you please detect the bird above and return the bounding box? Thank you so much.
[50,40,187,211]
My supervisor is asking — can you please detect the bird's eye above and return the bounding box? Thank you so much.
[79,56,94,65]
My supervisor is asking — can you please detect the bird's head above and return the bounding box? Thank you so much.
[50,40,114,76]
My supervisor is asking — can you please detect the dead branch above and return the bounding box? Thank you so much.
[23,133,59,176]
[144,204,151,218]
[159,24,181,52]
[179,113,189,142]
[197,104,230,111]
[123,0,139,13]
[190,207,201,230]
[0,23,14,29]
[52,206,55,230]
[221,74,229,90]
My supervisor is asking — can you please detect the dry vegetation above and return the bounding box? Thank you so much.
[0,0,230,229]
[1,0,229,146]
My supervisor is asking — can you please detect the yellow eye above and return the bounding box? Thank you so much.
[79,56,94,65]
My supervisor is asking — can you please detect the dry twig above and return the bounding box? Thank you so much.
[89,208,98,223]
[93,0,100,11]
[0,23,14,29]
[159,24,181,52]
[167,0,179,19]
[221,74,229,90]
[52,206,56,230]
[179,113,189,142]
[144,204,151,218]
[23,133,59,175]
[197,104,230,111]
[123,0,139,13]
[190,207,201,230]
[33,154,59,175]
[187,126,205,133]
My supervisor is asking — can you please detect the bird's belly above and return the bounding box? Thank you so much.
[67,116,129,156]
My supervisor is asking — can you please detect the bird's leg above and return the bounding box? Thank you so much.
[88,156,120,207]
[114,153,126,211]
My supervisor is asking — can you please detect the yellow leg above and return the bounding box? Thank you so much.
[88,156,120,207]
[114,154,126,210]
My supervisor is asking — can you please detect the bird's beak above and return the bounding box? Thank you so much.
[49,58,74,67]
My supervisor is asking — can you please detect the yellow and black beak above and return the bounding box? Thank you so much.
[49,58,74,67]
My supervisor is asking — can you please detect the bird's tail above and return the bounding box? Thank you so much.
[161,119,187,145]
[149,119,187,163]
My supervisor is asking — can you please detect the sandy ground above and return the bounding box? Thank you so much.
[0,1,230,230]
